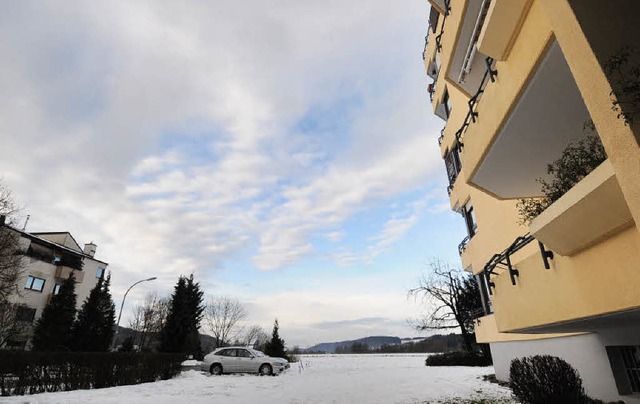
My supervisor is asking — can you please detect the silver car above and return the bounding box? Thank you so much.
[201,347,290,376]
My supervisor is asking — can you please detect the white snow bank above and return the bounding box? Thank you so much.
[2,354,514,403]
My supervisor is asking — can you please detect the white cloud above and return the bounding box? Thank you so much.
[0,0,445,340]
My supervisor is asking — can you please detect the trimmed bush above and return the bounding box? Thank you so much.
[425,351,492,367]
[510,355,587,404]
[0,351,184,396]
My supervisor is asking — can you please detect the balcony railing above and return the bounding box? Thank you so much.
[454,56,498,148]
[482,233,554,294]
[434,0,451,53]
[458,236,470,255]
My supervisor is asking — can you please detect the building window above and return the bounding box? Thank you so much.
[621,346,640,393]
[96,267,105,279]
[444,143,463,186]
[462,200,478,238]
[443,89,452,118]
[53,283,62,295]
[606,346,640,394]
[25,275,46,292]
[475,274,493,315]
[53,256,62,265]
[15,306,37,323]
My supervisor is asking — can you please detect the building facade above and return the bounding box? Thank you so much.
[1,216,108,349]
[423,0,640,401]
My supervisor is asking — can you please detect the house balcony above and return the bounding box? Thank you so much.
[476,0,532,61]
[529,160,634,256]
[475,313,583,344]
[486,225,640,334]
[459,234,473,271]
[467,39,594,200]
[54,266,84,283]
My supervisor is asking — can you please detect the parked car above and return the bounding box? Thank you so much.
[201,347,290,376]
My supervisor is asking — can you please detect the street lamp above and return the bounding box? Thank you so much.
[114,276,157,347]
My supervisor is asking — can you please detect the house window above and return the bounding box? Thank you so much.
[444,143,463,186]
[25,275,46,292]
[621,346,640,393]
[53,283,62,295]
[606,346,640,394]
[462,200,478,238]
[15,306,36,323]
[53,256,62,265]
[475,274,493,315]
[96,267,105,279]
[443,90,452,118]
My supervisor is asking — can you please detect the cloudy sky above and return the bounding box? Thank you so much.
[0,1,466,347]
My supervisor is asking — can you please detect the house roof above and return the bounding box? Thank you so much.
[4,226,108,266]
[31,231,83,252]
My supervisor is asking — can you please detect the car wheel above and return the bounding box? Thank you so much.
[259,363,273,376]
[210,364,223,375]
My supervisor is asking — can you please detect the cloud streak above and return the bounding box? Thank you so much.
[0,0,445,343]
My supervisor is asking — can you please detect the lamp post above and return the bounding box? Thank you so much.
[113,276,157,348]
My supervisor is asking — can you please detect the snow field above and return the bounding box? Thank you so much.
[0,354,514,403]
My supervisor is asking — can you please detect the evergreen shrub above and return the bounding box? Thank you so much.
[425,350,492,367]
[0,352,183,396]
[509,355,588,404]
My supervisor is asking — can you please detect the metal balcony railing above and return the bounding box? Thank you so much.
[458,236,470,255]
[482,233,555,295]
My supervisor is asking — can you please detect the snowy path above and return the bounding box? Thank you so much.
[0,354,514,404]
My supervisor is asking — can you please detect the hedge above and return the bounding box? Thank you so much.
[425,351,492,367]
[0,351,184,396]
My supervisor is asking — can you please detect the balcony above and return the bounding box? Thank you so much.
[530,160,634,256]
[54,266,85,283]
[486,226,640,334]
[476,0,533,61]
[469,40,594,199]
[444,0,492,96]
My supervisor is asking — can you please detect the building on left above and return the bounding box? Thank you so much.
[0,215,108,350]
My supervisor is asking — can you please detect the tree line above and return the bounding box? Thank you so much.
[324,334,463,354]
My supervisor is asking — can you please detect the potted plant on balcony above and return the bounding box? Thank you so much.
[517,121,607,225]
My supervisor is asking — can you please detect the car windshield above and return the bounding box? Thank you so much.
[250,349,265,357]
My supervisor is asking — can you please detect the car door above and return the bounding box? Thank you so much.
[216,349,236,372]
[235,348,256,373]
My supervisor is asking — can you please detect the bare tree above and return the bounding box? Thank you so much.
[0,304,31,348]
[204,296,247,347]
[129,292,170,350]
[0,180,27,347]
[243,324,269,348]
[408,259,484,352]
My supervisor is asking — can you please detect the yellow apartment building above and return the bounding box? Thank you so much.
[423,0,640,401]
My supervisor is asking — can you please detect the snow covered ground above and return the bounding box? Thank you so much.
[1,354,515,404]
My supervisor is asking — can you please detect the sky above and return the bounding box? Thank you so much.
[0,1,467,347]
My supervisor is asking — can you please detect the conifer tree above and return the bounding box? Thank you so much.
[72,273,116,351]
[264,319,288,360]
[32,272,77,351]
[159,274,204,358]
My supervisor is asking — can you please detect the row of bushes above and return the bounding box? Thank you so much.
[0,351,184,396]
[425,350,492,367]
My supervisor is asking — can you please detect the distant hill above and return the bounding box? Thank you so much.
[304,336,401,353]
[303,334,463,354]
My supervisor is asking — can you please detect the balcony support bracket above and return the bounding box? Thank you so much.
[538,241,554,270]
[506,254,519,286]
[485,57,498,82]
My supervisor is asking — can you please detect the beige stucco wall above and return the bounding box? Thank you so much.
[10,236,108,327]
